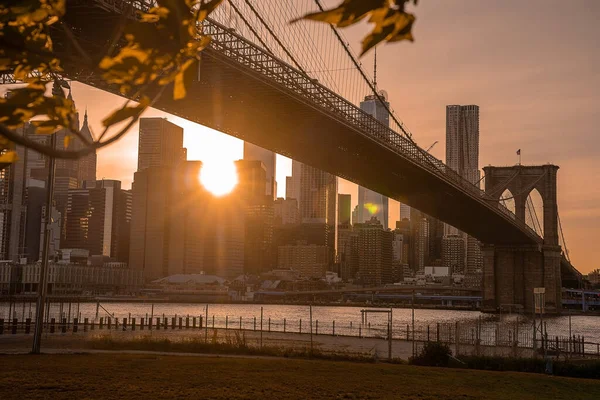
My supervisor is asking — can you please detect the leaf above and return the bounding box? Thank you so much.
[173,70,186,100]
[31,119,61,134]
[293,0,388,27]
[294,0,418,57]
[196,0,225,22]
[138,6,170,23]
[101,97,150,127]
[0,151,18,164]
[173,58,196,100]
[361,8,415,56]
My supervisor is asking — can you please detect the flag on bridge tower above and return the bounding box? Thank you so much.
[517,149,521,165]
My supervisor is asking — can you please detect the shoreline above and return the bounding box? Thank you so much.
[1,296,598,315]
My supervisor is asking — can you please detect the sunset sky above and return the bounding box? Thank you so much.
[63,0,599,273]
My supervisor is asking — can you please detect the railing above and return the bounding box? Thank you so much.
[2,313,599,358]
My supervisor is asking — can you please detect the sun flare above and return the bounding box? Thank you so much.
[199,161,238,196]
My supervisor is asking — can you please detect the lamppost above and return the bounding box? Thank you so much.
[31,132,56,354]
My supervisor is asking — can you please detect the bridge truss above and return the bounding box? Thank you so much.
[1,0,543,245]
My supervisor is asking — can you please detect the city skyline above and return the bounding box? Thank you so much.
[34,0,600,273]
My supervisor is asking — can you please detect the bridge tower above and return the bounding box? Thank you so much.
[482,165,562,313]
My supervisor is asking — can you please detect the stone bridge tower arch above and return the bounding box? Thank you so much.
[481,164,561,313]
[483,165,559,246]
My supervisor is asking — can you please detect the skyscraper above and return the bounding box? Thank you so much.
[399,203,411,221]
[357,187,389,229]
[289,160,302,202]
[294,162,337,266]
[358,93,390,229]
[299,164,329,224]
[356,217,394,286]
[338,194,351,226]
[63,180,130,261]
[235,160,274,276]
[235,160,268,200]
[137,118,185,171]
[77,110,97,185]
[130,162,207,281]
[274,198,300,226]
[243,142,276,199]
[442,234,466,275]
[410,208,429,274]
[445,105,482,275]
[285,176,294,200]
[446,105,480,185]
[0,124,28,261]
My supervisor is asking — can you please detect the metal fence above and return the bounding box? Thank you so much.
[1,310,599,358]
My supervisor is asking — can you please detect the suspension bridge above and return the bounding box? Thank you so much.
[0,0,582,312]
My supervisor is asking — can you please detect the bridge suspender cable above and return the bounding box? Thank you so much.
[242,0,309,75]
[526,195,543,235]
[312,0,411,140]
[558,211,571,262]
[226,1,276,57]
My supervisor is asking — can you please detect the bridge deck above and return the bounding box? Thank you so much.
[13,0,542,246]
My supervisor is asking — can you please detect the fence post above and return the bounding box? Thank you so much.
[132,318,136,331]
[0,318,4,335]
[406,324,409,341]
[309,305,313,356]
[25,318,31,334]
[427,325,430,342]
[140,318,144,331]
[121,318,126,331]
[179,317,182,330]
[455,322,459,357]
[62,318,67,333]
[83,318,89,332]
[50,318,55,333]
[193,317,196,329]
[299,319,301,334]
[226,316,228,330]
[254,317,256,331]
[186,317,189,329]
[268,317,271,332]
[316,320,318,335]
[284,318,286,333]
[239,316,242,330]
[171,317,176,330]
[156,317,160,330]
[332,320,335,336]
[260,307,263,349]
[12,318,17,334]
[437,323,440,342]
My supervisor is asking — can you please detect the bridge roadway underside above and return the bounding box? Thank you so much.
[56,3,535,246]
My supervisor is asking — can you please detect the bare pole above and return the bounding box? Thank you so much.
[388,308,392,361]
[32,133,56,354]
[412,290,415,358]
[309,304,313,356]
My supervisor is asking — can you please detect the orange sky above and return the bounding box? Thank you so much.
[53,1,599,274]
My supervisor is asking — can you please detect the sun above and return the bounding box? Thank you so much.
[199,160,238,196]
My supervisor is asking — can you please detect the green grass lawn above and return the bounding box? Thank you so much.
[0,353,598,399]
